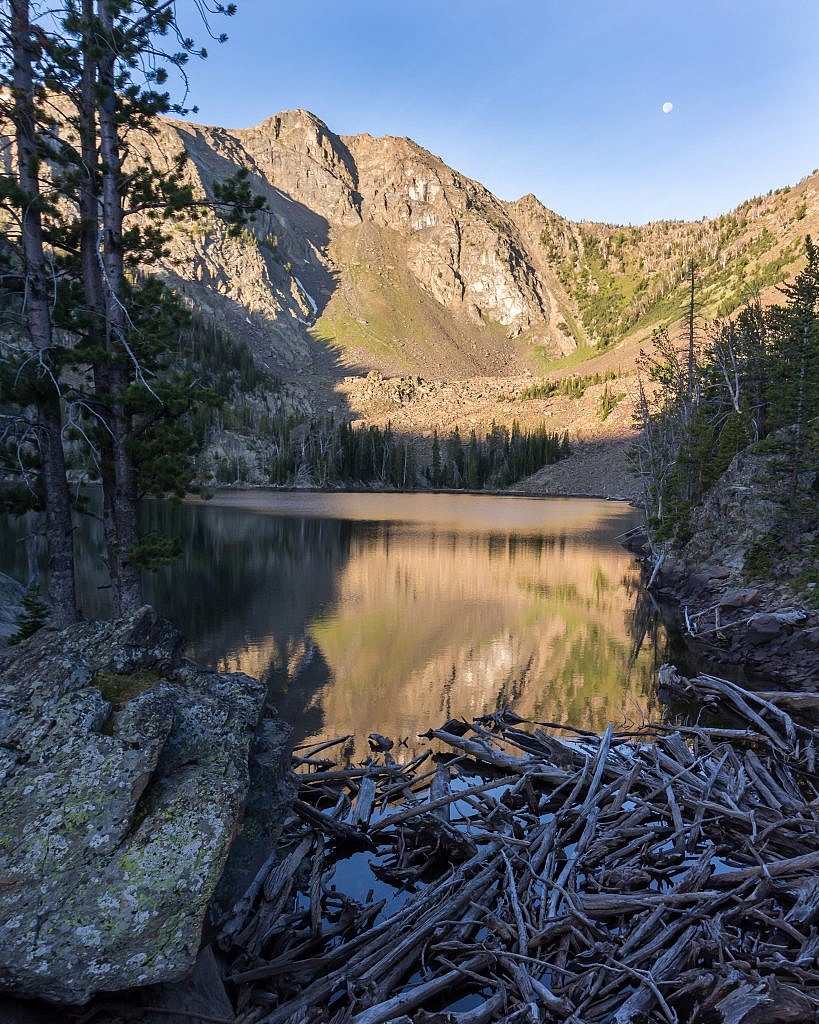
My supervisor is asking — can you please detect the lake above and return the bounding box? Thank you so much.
[1,492,674,754]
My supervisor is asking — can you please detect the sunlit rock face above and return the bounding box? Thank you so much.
[343,132,548,332]
[122,108,575,378]
[237,110,363,227]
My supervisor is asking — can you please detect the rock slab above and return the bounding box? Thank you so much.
[0,607,265,1004]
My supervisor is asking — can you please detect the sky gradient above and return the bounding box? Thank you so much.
[175,0,819,225]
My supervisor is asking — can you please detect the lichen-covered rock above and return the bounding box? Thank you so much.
[0,607,265,1004]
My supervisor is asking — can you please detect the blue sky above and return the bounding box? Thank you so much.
[175,0,819,225]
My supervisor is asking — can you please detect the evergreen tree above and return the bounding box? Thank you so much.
[1,0,264,617]
[0,0,78,624]
[632,236,819,545]
[406,442,417,489]
[431,430,441,487]
[9,583,49,645]
[76,0,262,611]
[466,431,480,489]
[765,236,819,481]
[446,426,464,485]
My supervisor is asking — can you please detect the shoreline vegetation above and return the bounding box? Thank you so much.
[185,484,637,503]
[201,414,573,493]
[627,247,819,690]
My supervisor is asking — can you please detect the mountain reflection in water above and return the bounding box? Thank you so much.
[1,492,670,756]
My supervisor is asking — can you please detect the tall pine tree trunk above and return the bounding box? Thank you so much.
[11,0,77,625]
[78,0,123,611]
[791,321,808,490]
[96,0,143,614]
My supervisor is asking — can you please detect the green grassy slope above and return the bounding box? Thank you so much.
[512,171,819,353]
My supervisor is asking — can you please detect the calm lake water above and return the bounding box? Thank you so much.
[1,492,675,754]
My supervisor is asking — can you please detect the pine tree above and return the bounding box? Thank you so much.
[431,430,442,487]
[0,0,78,624]
[466,431,480,490]
[77,0,263,611]
[9,583,49,645]
[765,236,819,483]
[1,0,264,617]
[632,235,819,545]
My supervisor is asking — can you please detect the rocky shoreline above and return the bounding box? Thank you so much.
[1,593,816,1021]
[659,561,818,688]
[189,482,636,503]
[625,424,819,690]
[619,527,818,692]
[0,608,292,1019]
[653,558,818,688]
[623,528,819,689]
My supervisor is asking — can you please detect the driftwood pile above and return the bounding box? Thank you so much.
[218,665,819,1024]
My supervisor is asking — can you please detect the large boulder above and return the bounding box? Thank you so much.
[682,424,818,576]
[0,607,266,1004]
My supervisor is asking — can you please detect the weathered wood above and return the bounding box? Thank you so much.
[293,734,353,756]
[225,665,819,1024]
[758,691,819,718]
[293,799,373,848]
[370,775,518,832]
[348,776,378,827]
[350,956,493,1024]
[430,765,452,823]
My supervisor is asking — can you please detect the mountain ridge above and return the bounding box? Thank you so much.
[130,107,819,494]
[197,107,817,230]
[153,106,818,376]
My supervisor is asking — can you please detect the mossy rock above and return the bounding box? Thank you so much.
[0,607,267,1004]
[95,668,162,704]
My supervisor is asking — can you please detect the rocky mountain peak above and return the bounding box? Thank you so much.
[243,109,356,180]
[144,106,818,386]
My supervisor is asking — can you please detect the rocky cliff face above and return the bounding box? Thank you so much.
[145,109,576,379]
[139,106,818,390]
[112,107,819,498]
[342,132,547,332]
[654,427,819,686]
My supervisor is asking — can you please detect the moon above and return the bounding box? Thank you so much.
[662,101,673,114]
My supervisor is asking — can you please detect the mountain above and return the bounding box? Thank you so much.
[150,109,564,379]
[137,109,819,494]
